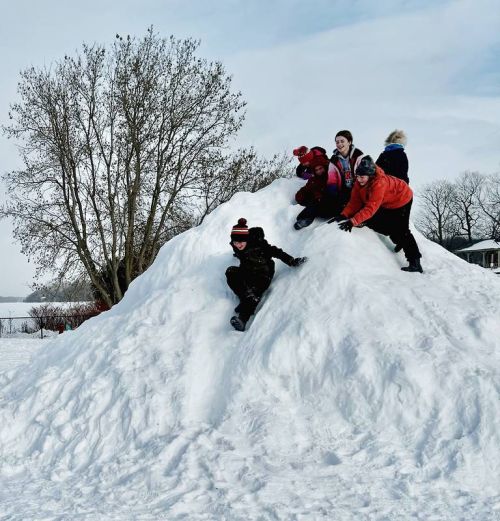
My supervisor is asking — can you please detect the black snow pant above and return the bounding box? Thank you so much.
[363,199,421,261]
[297,196,345,222]
[225,266,273,321]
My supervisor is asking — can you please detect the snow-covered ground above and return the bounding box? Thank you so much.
[0,178,499,520]
[0,338,46,373]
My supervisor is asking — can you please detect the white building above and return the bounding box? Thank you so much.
[455,240,500,274]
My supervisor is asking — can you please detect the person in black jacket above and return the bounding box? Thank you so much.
[226,218,306,331]
[376,130,409,184]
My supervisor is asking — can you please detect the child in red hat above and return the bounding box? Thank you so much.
[293,147,344,229]
[226,218,307,331]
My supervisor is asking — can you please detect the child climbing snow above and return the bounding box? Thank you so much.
[328,155,423,273]
[293,148,344,229]
[226,218,307,331]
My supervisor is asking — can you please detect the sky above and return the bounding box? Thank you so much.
[0,0,499,296]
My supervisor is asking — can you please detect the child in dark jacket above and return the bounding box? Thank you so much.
[226,218,307,331]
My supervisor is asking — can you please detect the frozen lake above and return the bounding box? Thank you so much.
[0,301,77,318]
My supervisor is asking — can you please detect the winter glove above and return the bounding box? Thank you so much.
[327,215,345,224]
[290,257,307,267]
[338,220,353,233]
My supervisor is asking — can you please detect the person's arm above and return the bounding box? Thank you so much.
[266,242,296,266]
[401,153,409,183]
[349,178,386,226]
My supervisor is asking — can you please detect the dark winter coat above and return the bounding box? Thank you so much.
[376,145,409,184]
[295,171,329,206]
[330,145,363,201]
[341,167,413,226]
[231,227,295,279]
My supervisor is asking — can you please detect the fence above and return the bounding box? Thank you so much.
[0,314,97,339]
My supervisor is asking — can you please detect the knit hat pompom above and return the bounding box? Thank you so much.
[231,218,249,242]
[298,148,329,169]
[385,129,407,146]
[293,146,309,157]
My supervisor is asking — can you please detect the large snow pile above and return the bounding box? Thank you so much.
[0,178,499,520]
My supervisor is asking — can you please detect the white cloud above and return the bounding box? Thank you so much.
[225,0,500,185]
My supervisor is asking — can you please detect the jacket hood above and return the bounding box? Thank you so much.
[385,130,407,146]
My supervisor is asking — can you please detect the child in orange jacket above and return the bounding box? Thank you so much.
[329,155,423,273]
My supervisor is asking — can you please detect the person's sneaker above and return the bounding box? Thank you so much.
[401,258,423,273]
[294,218,313,230]
[230,315,247,331]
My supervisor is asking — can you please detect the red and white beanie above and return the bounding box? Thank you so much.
[230,218,249,242]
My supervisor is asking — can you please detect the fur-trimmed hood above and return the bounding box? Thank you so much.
[385,130,407,146]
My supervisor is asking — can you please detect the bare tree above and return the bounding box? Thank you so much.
[416,180,458,246]
[450,171,485,243]
[2,29,286,306]
[197,149,291,224]
[477,172,500,240]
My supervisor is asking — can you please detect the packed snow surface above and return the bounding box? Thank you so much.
[0,338,45,372]
[0,178,499,520]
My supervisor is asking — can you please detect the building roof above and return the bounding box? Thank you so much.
[456,240,500,253]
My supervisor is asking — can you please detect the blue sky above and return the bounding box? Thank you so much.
[0,0,499,295]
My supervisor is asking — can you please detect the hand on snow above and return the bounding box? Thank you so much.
[338,220,353,232]
[291,257,307,267]
[327,215,345,224]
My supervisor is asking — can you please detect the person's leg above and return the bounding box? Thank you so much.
[316,195,344,219]
[363,208,394,235]
[295,205,319,229]
[386,201,422,262]
[364,204,422,271]
[236,274,272,322]
[225,266,246,298]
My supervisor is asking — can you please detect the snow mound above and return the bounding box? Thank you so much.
[1,178,499,520]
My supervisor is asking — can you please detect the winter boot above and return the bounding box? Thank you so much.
[230,315,247,332]
[401,258,423,273]
[294,218,314,230]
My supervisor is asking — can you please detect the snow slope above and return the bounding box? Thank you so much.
[0,178,499,520]
[0,338,45,372]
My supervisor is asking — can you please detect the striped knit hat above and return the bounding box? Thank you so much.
[231,218,249,242]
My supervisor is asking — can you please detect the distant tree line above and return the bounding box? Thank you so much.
[1,28,290,308]
[416,171,500,251]
[24,280,93,303]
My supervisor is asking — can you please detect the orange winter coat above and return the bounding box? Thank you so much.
[342,167,413,226]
